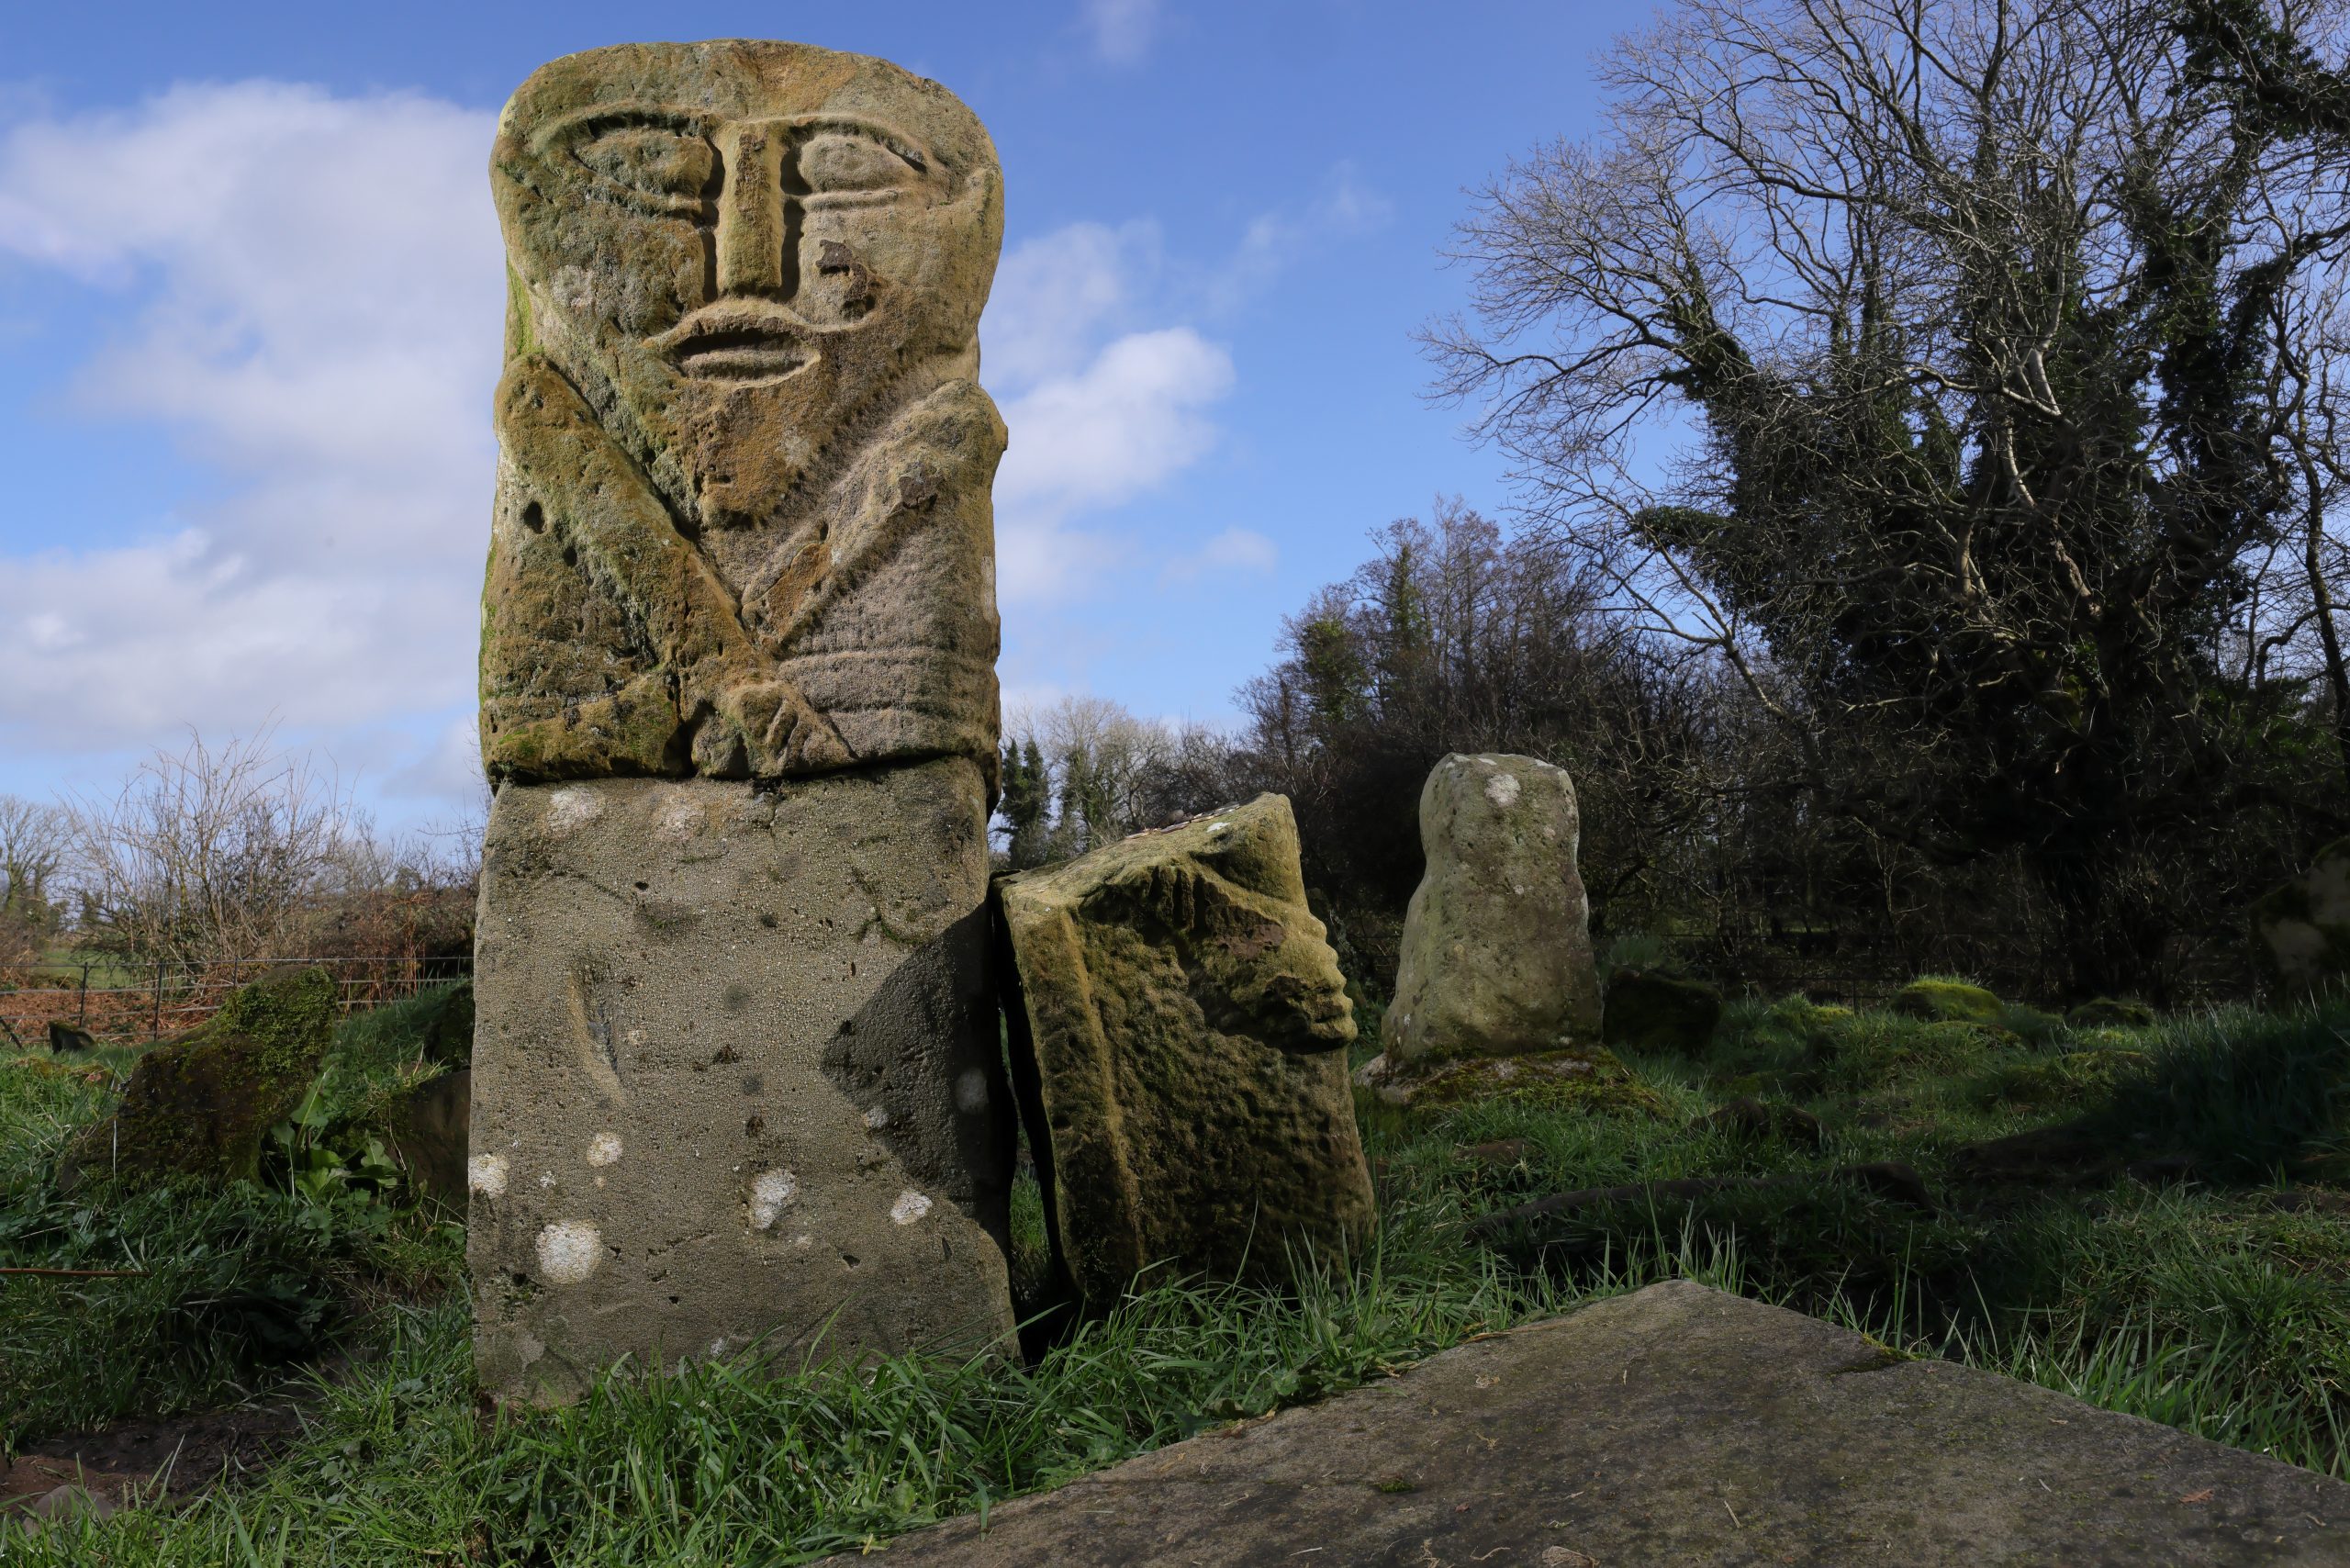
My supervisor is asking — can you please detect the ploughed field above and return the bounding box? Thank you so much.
[4,980,2348,1563]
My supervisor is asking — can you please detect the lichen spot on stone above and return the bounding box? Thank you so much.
[1485,772,1521,809]
[545,786,603,835]
[890,1189,934,1225]
[468,1153,509,1197]
[864,1104,890,1130]
[653,795,706,843]
[587,1131,623,1167]
[749,1169,799,1229]
[955,1067,990,1114]
[535,1220,601,1285]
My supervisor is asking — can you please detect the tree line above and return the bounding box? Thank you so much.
[1002,0,2350,1005]
[0,730,477,975]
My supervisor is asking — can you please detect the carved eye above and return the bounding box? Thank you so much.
[574,122,715,209]
[800,133,921,198]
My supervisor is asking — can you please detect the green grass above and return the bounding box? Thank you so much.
[6,988,2350,1562]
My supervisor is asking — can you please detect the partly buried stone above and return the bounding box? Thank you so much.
[383,1070,469,1209]
[1355,1044,1665,1119]
[419,980,474,1070]
[470,764,1016,1400]
[1385,755,1601,1062]
[60,967,338,1191]
[1890,976,2004,1024]
[2068,995,2157,1029]
[1697,1096,1824,1149]
[2255,839,2350,996]
[1601,968,1723,1053]
[822,1278,2350,1567]
[996,795,1374,1307]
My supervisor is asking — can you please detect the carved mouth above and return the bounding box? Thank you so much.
[661,311,819,383]
[672,329,811,382]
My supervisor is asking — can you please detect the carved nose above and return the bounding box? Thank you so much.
[715,123,794,297]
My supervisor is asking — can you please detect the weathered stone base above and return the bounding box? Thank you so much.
[824,1280,2350,1565]
[469,759,1016,1401]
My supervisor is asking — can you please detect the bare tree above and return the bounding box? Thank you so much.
[66,728,383,970]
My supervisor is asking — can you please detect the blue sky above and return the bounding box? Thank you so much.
[0,0,1639,827]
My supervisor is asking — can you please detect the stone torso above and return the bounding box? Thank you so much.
[476,40,1005,789]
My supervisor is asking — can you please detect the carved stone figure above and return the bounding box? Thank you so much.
[479,39,1004,785]
[995,796,1375,1310]
[468,41,1015,1401]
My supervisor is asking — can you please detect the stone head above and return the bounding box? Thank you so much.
[493,40,1002,528]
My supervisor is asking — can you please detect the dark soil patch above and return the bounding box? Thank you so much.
[0,1397,311,1521]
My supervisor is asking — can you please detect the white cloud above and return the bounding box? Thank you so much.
[1081,0,1160,64]
[0,83,1278,801]
[0,82,501,792]
[1204,162,1395,315]
[1161,526,1277,586]
[981,225,1237,604]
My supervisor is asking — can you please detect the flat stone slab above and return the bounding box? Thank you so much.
[832,1279,2350,1566]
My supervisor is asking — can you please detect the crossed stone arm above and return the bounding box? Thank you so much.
[484,357,853,780]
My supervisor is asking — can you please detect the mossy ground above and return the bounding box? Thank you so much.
[6,983,2350,1563]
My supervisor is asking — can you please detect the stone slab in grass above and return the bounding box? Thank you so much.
[829,1279,2350,1566]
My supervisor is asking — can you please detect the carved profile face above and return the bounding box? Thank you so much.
[493,42,1002,529]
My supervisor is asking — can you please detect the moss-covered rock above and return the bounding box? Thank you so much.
[420,979,474,1069]
[998,795,1374,1309]
[1356,1044,1667,1118]
[1602,969,1723,1053]
[1760,996,1854,1054]
[382,1069,470,1209]
[59,967,340,1191]
[1697,1096,1825,1149]
[1889,978,2004,1025]
[2066,997,2156,1029]
[1972,1049,2147,1109]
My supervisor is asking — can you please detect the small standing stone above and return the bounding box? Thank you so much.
[1385,755,1601,1063]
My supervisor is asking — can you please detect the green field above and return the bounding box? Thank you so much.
[6,985,2348,1564]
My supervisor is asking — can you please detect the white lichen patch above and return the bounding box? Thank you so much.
[890,1189,934,1226]
[544,786,604,835]
[538,1171,557,1189]
[586,1132,624,1167]
[863,1104,890,1130]
[467,1154,509,1197]
[1485,771,1522,808]
[749,1169,799,1229]
[955,1067,990,1114]
[535,1221,602,1285]
[652,794,706,843]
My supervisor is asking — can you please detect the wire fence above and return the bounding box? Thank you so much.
[0,954,471,1050]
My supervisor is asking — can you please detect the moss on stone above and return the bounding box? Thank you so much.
[1602,969,1724,1054]
[1972,1048,2148,1109]
[59,966,340,1191]
[1889,978,2004,1025]
[2066,996,2156,1029]
[1360,1045,1668,1119]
